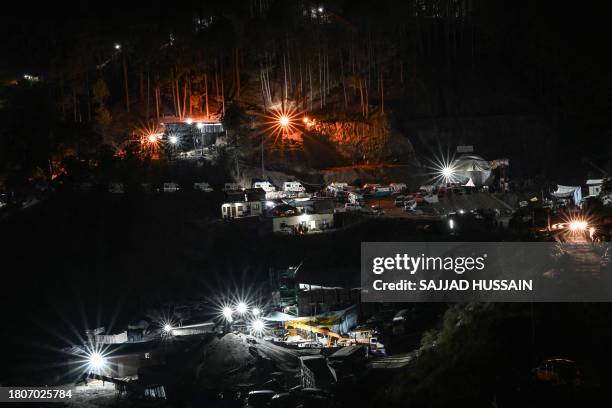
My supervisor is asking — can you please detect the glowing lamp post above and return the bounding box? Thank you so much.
[88,352,107,373]
[569,220,588,232]
[169,135,178,145]
[250,319,265,337]
[236,302,248,315]
[279,116,290,127]
[442,166,454,183]
[222,307,233,323]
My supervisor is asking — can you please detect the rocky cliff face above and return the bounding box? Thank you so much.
[252,114,419,173]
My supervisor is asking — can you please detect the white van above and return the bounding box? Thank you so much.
[194,182,213,192]
[283,181,305,192]
[223,182,242,191]
[108,183,124,194]
[163,182,180,193]
[390,183,407,193]
[253,181,276,193]
[345,202,362,212]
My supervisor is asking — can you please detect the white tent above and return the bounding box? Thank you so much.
[464,178,475,187]
[551,185,582,204]
[451,155,492,186]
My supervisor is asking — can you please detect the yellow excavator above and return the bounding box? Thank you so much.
[283,320,386,354]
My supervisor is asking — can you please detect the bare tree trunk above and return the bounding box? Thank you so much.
[155,86,160,121]
[260,66,267,111]
[139,71,144,106]
[73,87,78,122]
[298,53,304,109]
[215,63,220,102]
[319,49,323,109]
[171,71,177,116]
[283,51,288,106]
[359,78,365,118]
[123,56,130,112]
[221,73,225,116]
[286,36,293,96]
[146,71,150,120]
[182,81,188,118]
[380,70,384,114]
[366,83,369,119]
[205,73,209,118]
[86,72,91,121]
[188,74,193,117]
[235,48,241,99]
[175,78,181,118]
[340,50,348,109]
[308,63,313,111]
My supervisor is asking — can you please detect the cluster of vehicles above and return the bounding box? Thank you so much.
[331,182,444,216]
[244,387,331,408]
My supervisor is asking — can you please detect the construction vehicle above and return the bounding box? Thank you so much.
[283,320,385,355]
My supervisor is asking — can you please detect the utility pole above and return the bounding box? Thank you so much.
[261,132,265,178]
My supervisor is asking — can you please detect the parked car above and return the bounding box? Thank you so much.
[298,341,322,349]
[394,195,407,207]
[246,390,276,408]
[390,183,407,193]
[193,182,214,192]
[283,181,306,192]
[271,393,299,408]
[344,202,362,212]
[371,205,385,216]
[108,182,124,194]
[223,182,242,191]
[404,200,417,211]
[162,182,180,193]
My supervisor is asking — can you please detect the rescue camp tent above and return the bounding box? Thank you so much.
[551,185,582,204]
[451,155,492,186]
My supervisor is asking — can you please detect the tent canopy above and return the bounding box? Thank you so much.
[551,185,582,203]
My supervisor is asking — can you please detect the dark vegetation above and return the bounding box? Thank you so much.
[1,0,611,186]
[1,1,611,405]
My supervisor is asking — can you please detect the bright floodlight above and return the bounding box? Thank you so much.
[114,43,121,50]
[185,118,193,125]
[236,302,248,314]
[442,166,454,179]
[252,307,261,317]
[163,324,172,333]
[279,116,290,127]
[222,306,233,321]
[251,319,265,333]
[88,352,106,371]
[147,134,157,143]
[196,122,204,129]
[569,220,588,232]
[169,135,178,144]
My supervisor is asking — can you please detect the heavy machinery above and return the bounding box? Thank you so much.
[283,320,385,355]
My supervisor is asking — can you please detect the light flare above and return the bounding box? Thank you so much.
[425,151,459,185]
[260,104,303,145]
